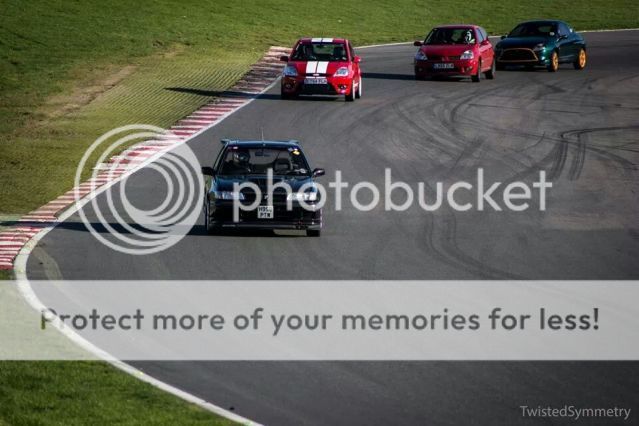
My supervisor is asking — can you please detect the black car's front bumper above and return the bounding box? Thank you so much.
[207,201,322,230]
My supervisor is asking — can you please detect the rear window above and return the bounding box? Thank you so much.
[291,42,349,61]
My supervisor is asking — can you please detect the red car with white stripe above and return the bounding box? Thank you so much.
[280,38,362,101]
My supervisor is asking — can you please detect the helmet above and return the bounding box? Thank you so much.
[233,151,250,166]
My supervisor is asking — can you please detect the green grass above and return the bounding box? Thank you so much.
[0,362,235,425]
[1,0,638,214]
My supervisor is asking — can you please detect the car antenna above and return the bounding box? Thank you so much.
[260,127,265,141]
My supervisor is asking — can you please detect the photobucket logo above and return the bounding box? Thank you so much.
[74,125,202,254]
[231,168,552,219]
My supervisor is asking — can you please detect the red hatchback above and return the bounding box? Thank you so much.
[280,38,362,101]
[414,25,495,82]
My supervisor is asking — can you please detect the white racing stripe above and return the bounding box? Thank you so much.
[316,61,329,74]
[306,61,318,74]
[311,38,334,43]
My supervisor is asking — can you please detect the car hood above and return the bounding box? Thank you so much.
[213,175,314,193]
[288,60,350,76]
[419,44,476,56]
[497,36,553,49]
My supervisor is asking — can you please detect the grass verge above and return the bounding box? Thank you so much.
[0,362,235,425]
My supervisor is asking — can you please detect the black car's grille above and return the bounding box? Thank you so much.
[500,48,538,62]
[213,205,320,222]
[240,188,289,204]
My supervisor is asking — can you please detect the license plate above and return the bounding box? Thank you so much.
[304,77,328,85]
[257,205,274,219]
[433,63,454,69]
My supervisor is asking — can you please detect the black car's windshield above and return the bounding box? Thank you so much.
[425,28,476,45]
[508,22,557,38]
[218,147,310,176]
[291,42,348,61]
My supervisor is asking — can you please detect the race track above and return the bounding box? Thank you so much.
[27,31,639,425]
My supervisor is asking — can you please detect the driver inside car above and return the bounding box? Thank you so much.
[224,150,251,174]
[464,30,475,44]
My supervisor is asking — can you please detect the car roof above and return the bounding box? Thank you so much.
[433,24,480,29]
[222,139,301,149]
[298,37,347,44]
[516,19,565,25]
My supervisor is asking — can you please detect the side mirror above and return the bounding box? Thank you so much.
[201,166,215,177]
[500,35,506,40]
[558,34,568,40]
[413,40,423,46]
[353,56,361,63]
[480,39,491,46]
[279,55,289,62]
[312,168,325,178]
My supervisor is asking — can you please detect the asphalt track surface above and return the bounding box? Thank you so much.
[28,31,639,425]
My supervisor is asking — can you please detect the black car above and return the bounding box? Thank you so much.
[495,20,587,72]
[201,140,325,236]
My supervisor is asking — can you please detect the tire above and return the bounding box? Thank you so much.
[547,51,559,72]
[204,201,221,235]
[496,62,505,71]
[573,48,587,70]
[415,74,426,80]
[355,77,362,98]
[471,60,481,82]
[485,59,495,80]
[345,82,356,102]
[306,229,321,237]
[281,88,297,100]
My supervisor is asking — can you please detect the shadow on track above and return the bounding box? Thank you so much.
[165,87,343,102]
[48,220,307,238]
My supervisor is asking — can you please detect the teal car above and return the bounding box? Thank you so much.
[495,20,587,72]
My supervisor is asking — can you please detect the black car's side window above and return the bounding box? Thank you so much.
[213,147,226,172]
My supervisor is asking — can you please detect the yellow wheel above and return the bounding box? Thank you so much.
[547,51,559,72]
[574,48,587,70]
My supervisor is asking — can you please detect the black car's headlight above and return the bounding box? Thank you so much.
[214,191,245,200]
[287,192,318,202]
